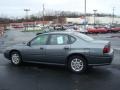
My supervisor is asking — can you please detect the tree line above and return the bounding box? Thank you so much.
[0,10,118,24]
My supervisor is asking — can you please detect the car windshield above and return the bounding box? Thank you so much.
[75,33,94,41]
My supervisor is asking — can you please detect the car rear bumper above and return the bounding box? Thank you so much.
[87,49,114,66]
[87,56,113,66]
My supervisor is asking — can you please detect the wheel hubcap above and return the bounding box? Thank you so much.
[71,58,83,72]
[12,54,20,64]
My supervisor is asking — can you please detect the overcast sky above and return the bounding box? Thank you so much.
[0,0,120,18]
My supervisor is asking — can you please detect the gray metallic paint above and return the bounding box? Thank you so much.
[4,32,114,66]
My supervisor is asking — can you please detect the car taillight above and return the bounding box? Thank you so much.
[103,43,110,53]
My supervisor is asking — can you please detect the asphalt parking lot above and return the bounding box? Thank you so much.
[0,30,120,90]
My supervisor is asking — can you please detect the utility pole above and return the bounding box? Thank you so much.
[84,0,87,30]
[42,4,45,27]
[57,13,59,24]
[24,9,30,31]
[112,7,115,25]
[93,9,97,27]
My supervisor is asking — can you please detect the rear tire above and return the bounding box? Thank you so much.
[68,55,87,73]
[10,52,22,66]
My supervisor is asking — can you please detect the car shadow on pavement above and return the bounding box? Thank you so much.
[6,61,113,76]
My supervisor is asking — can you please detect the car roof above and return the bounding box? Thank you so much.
[38,31,94,41]
[38,31,90,39]
[45,31,72,34]
[42,31,79,35]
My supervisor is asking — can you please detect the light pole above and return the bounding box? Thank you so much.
[24,9,30,30]
[42,4,45,27]
[84,0,87,29]
[112,7,115,25]
[93,9,97,27]
[57,13,59,24]
[55,11,59,25]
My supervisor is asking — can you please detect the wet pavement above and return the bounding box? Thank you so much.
[0,30,120,90]
[0,53,120,90]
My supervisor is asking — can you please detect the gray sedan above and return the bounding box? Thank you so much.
[4,32,114,73]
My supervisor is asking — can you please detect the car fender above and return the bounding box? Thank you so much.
[65,48,90,64]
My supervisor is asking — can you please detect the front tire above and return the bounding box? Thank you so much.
[11,52,22,66]
[68,55,87,73]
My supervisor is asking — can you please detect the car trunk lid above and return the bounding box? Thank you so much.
[89,40,111,55]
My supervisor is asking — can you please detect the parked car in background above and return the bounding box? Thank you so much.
[78,27,88,33]
[109,27,120,32]
[4,32,114,73]
[65,29,76,32]
[105,25,120,33]
[87,27,108,33]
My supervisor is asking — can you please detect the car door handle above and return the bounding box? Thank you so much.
[64,47,69,50]
[40,47,44,50]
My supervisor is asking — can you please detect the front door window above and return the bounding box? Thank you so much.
[30,35,48,46]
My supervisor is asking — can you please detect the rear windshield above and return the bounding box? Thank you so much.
[75,33,94,42]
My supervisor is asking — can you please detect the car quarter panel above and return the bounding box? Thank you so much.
[68,37,113,66]
[68,37,90,58]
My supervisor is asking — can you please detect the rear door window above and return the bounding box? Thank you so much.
[49,34,69,45]
[69,36,76,44]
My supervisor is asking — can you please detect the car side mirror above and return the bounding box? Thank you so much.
[27,42,31,46]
